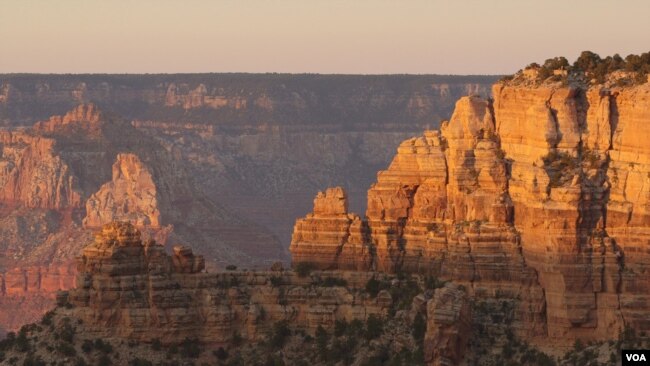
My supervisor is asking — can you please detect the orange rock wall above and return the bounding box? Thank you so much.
[291,83,650,341]
[0,263,76,296]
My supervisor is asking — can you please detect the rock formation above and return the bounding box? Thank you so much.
[0,132,81,210]
[83,153,161,228]
[5,222,479,365]
[70,222,389,344]
[33,103,103,133]
[291,78,650,341]
[290,187,372,270]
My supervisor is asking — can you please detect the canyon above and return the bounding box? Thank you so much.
[0,74,495,247]
[0,74,495,334]
[2,64,650,364]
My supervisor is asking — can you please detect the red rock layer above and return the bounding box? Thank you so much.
[0,262,77,332]
[0,263,76,296]
[0,131,81,209]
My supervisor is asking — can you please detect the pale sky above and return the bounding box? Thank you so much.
[1,0,649,74]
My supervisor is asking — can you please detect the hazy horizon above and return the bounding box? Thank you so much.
[2,0,649,74]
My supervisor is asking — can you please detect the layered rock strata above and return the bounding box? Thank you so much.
[0,74,496,127]
[0,131,81,210]
[4,222,476,365]
[290,187,371,270]
[291,81,650,341]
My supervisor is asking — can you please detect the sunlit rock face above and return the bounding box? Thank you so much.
[291,81,650,341]
[290,187,372,271]
[84,153,161,229]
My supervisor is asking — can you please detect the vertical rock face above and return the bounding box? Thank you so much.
[0,128,86,332]
[0,132,81,210]
[602,87,650,337]
[83,153,160,229]
[291,82,650,341]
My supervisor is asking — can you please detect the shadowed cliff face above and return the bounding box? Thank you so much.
[0,104,283,331]
[0,104,284,268]
[291,79,650,341]
[0,74,496,333]
[0,74,497,247]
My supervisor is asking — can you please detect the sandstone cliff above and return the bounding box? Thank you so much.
[291,79,650,342]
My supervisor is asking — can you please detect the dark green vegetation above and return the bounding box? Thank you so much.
[1,273,643,365]
[164,274,428,366]
[293,262,316,278]
[466,298,558,366]
[467,297,650,366]
[573,51,650,84]
[521,51,650,85]
[365,273,439,316]
[542,150,579,188]
[557,328,650,366]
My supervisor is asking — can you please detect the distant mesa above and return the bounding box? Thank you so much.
[33,103,104,132]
